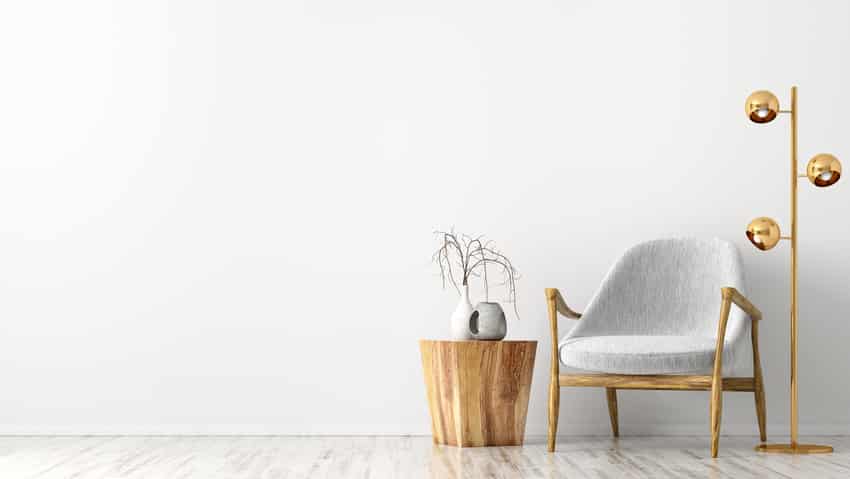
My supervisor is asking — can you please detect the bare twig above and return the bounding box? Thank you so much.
[432,229,521,319]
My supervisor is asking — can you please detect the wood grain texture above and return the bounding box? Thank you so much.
[544,288,582,319]
[559,374,755,391]
[752,320,767,442]
[419,340,536,447]
[545,287,581,452]
[545,289,562,452]
[711,294,733,458]
[722,286,763,320]
[2,435,849,478]
[605,388,618,437]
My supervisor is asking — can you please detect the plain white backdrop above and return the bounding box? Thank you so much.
[0,0,848,436]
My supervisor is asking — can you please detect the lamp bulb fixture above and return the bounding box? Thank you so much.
[746,217,781,251]
[745,91,780,123]
[806,153,842,187]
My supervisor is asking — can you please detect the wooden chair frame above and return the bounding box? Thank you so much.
[546,286,766,458]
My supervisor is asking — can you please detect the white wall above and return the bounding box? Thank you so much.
[1,0,848,436]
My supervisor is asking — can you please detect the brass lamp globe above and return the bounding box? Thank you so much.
[806,153,842,187]
[746,217,781,251]
[745,90,780,123]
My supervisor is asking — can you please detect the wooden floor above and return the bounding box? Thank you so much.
[0,435,848,478]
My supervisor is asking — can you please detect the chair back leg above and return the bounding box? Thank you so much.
[710,296,732,457]
[710,380,723,457]
[752,321,767,442]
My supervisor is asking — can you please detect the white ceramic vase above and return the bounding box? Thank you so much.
[469,302,507,340]
[450,285,474,340]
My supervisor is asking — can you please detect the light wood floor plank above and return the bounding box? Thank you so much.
[0,435,847,478]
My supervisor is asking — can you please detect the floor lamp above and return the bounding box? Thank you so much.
[744,86,841,454]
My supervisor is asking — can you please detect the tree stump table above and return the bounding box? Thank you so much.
[419,340,537,447]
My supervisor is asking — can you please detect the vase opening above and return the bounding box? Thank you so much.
[469,311,480,334]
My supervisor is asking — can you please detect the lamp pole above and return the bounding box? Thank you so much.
[746,86,839,454]
[789,86,799,447]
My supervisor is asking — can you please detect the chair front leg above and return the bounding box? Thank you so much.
[548,377,559,452]
[545,288,582,453]
[546,289,560,452]
[710,294,733,458]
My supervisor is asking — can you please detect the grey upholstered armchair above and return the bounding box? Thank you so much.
[546,238,765,457]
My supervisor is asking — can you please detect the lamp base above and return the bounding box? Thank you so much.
[755,443,833,454]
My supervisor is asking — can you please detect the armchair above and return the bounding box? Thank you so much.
[546,238,765,458]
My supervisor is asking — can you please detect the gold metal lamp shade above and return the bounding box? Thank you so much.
[746,217,781,251]
[806,153,842,187]
[745,90,780,123]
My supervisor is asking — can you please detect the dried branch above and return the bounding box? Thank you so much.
[432,229,521,319]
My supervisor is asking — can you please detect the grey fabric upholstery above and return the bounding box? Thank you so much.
[558,238,752,375]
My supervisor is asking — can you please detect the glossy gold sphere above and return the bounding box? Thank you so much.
[746,217,781,251]
[806,153,842,187]
[745,90,780,123]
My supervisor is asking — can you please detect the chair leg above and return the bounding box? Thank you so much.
[710,295,731,458]
[754,380,766,443]
[710,377,723,458]
[752,321,767,442]
[548,379,559,452]
[605,387,619,437]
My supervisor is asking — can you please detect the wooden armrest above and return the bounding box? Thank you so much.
[545,288,582,319]
[545,287,582,386]
[721,287,762,321]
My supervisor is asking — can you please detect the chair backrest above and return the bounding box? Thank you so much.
[569,238,748,341]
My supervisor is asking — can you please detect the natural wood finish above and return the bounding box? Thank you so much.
[5,435,850,477]
[546,286,766,457]
[605,388,618,437]
[559,374,755,391]
[722,286,762,321]
[545,288,582,451]
[752,320,767,443]
[545,288,582,319]
[419,340,536,447]
[710,293,733,457]
[545,290,561,452]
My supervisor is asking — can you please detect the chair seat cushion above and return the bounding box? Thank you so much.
[559,335,723,375]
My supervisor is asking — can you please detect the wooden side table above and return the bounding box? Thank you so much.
[419,340,537,447]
